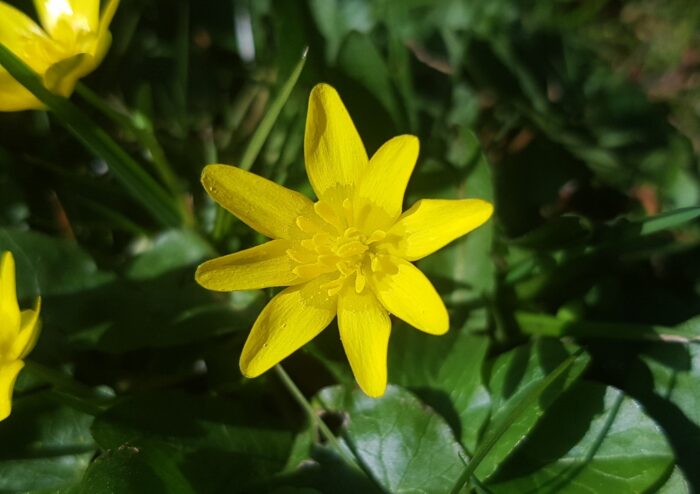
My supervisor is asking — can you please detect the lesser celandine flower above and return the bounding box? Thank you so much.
[0,252,41,421]
[0,0,119,111]
[196,83,493,397]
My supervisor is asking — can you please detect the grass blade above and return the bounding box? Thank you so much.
[212,47,308,241]
[450,350,585,494]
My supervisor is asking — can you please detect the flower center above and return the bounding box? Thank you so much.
[288,200,388,296]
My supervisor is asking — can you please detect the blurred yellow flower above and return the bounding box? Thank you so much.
[0,252,41,421]
[0,0,119,111]
[196,83,493,397]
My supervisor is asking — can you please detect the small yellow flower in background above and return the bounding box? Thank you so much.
[0,252,41,421]
[196,83,493,397]
[0,0,119,111]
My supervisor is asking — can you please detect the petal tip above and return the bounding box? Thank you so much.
[361,382,387,398]
[0,250,14,270]
[310,82,337,98]
[239,357,265,379]
[200,163,223,185]
[481,199,495,219]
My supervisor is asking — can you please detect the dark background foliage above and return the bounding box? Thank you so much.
[0,0,699,492]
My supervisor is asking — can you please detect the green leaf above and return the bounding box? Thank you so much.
[0,42,183,228]
[621,343,700,488]
[91,391,298,492]
[657,467,691,494]
[0,228,114,299]
[626,207,700,237]
[124,229,214,281]
[0,392,95,492]
[79,444,196,494]
[318,384,467,494]
[389,322,491,453]
[487,382,675,494]
[472,340,589,482]
[337,32,403,128]
[308,0,376,62]
[516,312,700,343]
[0,227,251,353]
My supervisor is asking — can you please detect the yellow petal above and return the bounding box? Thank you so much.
[98,0,120,32]
[195,240,299,292]
[89,0,119,62]
[202,164,314,240]
[370,256,448,335]
[0,71,43,111]
[386,198,493,261]
[338,287,391,397]
[240,276,337,377]
[304,83,368,202]
[356,135,419,230]
[34,0,99,37]
[12,298,42,360]
[0,252,20,341]
[0,360,24,422]
[43,53,87,96]
[0,3,46,56]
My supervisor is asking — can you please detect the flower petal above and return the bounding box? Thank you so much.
[34,0,99,37]
[0,71,43,111]
[92,0,119,61]
[370,256,448,335]
[195,240,299,292]
[0,360,24,422]
[240,276,337,377]
[0,252,20,341]
[304,83,368,202]
[338,287,390,397]
[98,0,120,32]
[11,299,41,360]
[43,53,87,96]
[0,3,46,55]
[356,135,419,230]
[386,198,493,261]
[202,164,314,239]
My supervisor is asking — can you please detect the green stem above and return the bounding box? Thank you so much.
[274,365,358,468]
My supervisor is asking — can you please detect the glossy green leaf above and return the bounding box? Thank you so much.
[657,467,691,494]
[389,322,491,453]
[318,385,467,493]
[473,340,589,482]
[0,393,95,492]
[487,382,675,494]
[79,444,196,494]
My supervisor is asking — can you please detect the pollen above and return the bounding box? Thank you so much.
[289,200,389,295]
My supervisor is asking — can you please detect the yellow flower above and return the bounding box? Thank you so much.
[196,84,493,397]
[0,0,119,111]
[0,252,41,421]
